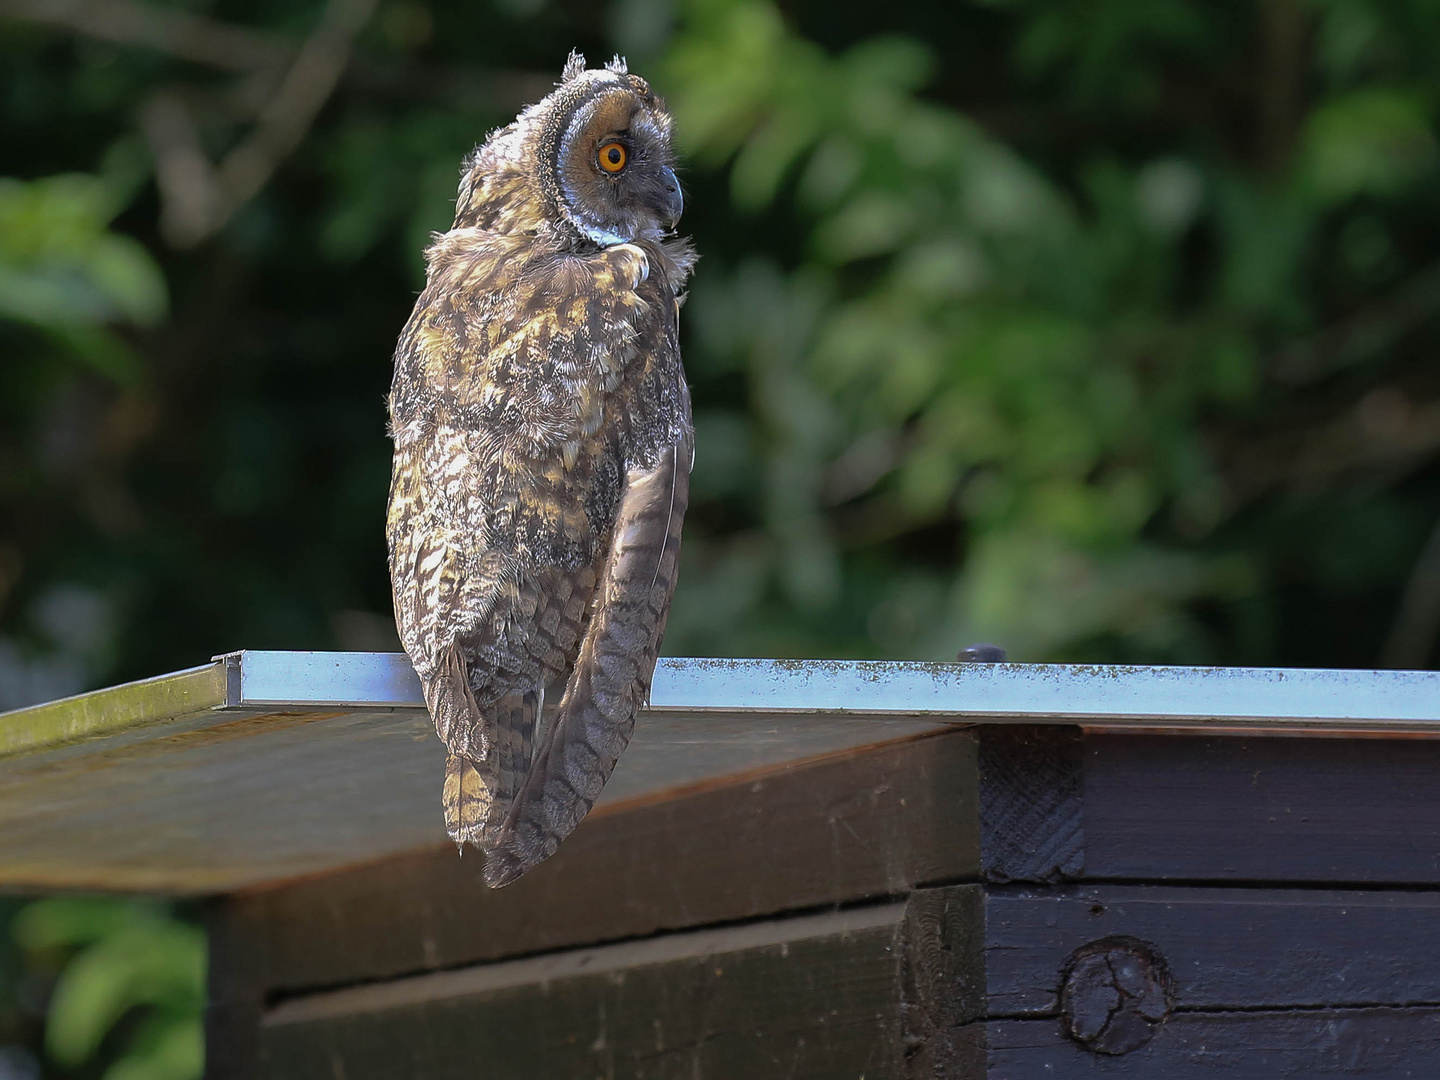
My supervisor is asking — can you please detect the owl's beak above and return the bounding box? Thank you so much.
[659,167,683,229]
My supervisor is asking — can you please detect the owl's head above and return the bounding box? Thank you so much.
[457,53,683,247]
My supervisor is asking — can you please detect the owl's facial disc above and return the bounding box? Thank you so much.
[556,83,683,246]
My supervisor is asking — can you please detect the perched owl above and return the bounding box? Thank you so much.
[385,52,694,888]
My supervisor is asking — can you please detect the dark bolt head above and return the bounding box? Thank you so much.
[1060,936,1173,1055]
[958,643,1008,663]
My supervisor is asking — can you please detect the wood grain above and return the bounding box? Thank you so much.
[983,884,1440,1016]
[257,891,983,1080]
[984,1008,1440,1077]
[978,726,1083,883]
[900,886,985,1076]
[1084,733,1440,883]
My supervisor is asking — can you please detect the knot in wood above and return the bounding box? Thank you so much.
[1059,936,1173,1055]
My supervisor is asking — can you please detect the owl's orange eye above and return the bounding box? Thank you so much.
[598,142,627,173]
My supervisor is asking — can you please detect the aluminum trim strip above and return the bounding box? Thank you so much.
[216,651,1440,727]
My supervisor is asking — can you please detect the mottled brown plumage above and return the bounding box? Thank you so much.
[386,52,694,887]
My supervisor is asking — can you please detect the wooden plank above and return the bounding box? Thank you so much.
[984,1008,1440,1077]
[255,891,983,1080]
[983,885,1440,1016]
[0,708,435,892]
[258,905,906,1080]
[0,707,946,893]
[210,731,979,993]
[978,726,1082,883]
[900,886,985,1076]
[1084,733,1440,883]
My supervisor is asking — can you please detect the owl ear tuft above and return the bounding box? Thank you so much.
[605,54,629,75]
[561,50,587,84]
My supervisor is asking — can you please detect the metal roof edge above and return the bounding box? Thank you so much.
[0,662,227,759]
[4,653,1438,758]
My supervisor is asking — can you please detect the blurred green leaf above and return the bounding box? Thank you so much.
[12,897,143,951]
[13,900,203,1079]
[0,171,166,385]
[0,175,166,324]
[103,1012,204,1080]
[1300,90,1438,204]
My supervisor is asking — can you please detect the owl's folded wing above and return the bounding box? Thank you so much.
[481,428,693,887]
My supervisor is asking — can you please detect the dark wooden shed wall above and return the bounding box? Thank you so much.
[208,726,1440,1079]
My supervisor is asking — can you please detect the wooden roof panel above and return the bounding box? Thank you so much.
[2,651,1438,894]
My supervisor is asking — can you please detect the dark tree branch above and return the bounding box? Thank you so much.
[215,0,378,215]
[1271,260,1440,386]
[1220,385,1440,505]
[0,0,289,71]
[0,0,552,109]
[136,0,379,248]
[138,92,220,247]
[1256,0,1309,174]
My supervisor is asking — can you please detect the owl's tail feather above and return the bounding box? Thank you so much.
[440,689,540,848]
[442,751,489,848]
[431,641,504,848]
[483,435,692,888]
[483,689,539,838]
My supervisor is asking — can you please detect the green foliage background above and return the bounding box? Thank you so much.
[2,0,1440,1074]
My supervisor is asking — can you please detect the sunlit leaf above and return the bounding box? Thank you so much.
[0,171,167,382]
[1300,90,1438,204]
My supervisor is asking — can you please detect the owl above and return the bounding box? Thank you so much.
[385,52,694,888]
